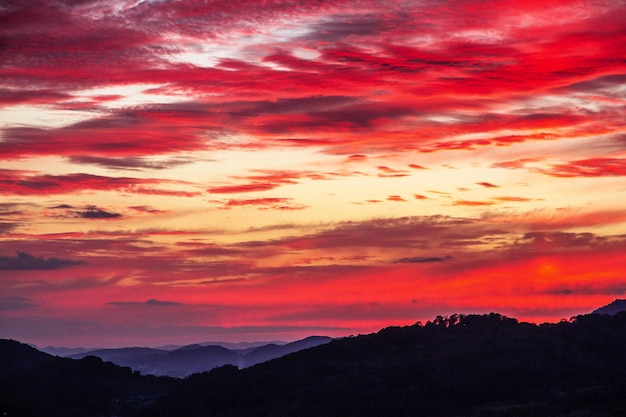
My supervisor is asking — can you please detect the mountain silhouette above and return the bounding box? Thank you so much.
[3,309,626,416]
[592,299,626,316]
[141,312,626,417]
[39,345,89,356]
[0,339,175,417]
[67,336,332,377]
[240,335,333,367]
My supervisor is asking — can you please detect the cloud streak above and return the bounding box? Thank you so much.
[0,170,199,197]
[108,299,182,307]
[0,251,83,270]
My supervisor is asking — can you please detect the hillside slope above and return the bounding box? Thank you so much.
[0,340,175,417]
[4,311,626,417]
[142,313,626,417]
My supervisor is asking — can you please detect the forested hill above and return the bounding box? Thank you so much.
[3,312,626,417]
[142,313,626,417]
[0,340,176,417]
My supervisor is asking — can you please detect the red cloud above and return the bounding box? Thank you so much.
[1,113,213,160]
[493,196,535,203]
[452,200,496,206]
[2,0,623,161]
[222,197,307,210]
[0,170,198,197]
[493,158,543,170]
[544,158,626,177]
[346,154,368,162]
[208,169,360,194]
[377,166,410,178]
[208,183,279,194]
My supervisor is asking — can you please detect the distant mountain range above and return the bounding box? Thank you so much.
[39,339,287,356]
[3,300,626,417]
[49,336,333,378]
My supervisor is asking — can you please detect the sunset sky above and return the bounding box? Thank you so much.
[1,0,625,348]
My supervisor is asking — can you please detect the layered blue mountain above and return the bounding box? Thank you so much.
[65,336,333,377]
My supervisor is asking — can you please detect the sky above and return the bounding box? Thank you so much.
[1,0,625,348]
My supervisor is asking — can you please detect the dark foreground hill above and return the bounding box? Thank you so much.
[3,311,626,417]
[0,340,176,417]
[141,313,626,417]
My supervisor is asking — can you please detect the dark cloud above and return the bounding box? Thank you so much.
[222,198,308,211]
[302,14,388,42]
[560,74,626,95]
[244,215,473,251]
[145,299,182,306]
[50,203,125,219]
[0,296,38,311]
[0,110,212,160]
[50,204,74,209]
[0,170,198,197]
[515,232,605,249]
[544,283,626,297]
[77,206,122,219]
[0,88,73,105]
[394,256,453,264]
[0,251,83,270]
[0,223,19,234]
[108,299,182,307]
[547,288,573,295]
[68,155,197,171]
[476,182,499,188]
[128,205,168,214]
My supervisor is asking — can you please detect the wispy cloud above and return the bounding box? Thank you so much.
[0,296,38,311]
[394,256,453,264]
[0,251,83,270]
[544,158,626,177]
[76,206,122,219]
[0,170,199,197]
[108,299,182,307]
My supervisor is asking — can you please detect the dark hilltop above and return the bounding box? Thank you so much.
[2,301,626,417]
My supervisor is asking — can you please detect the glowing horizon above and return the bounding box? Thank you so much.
[1,0,625,348]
